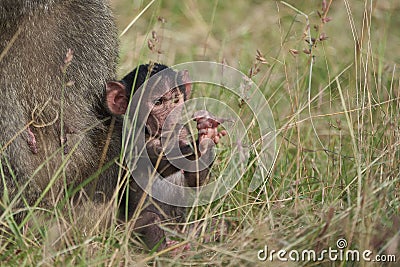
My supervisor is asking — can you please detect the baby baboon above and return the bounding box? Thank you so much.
[106,63,226,250]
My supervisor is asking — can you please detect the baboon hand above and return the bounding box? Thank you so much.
[192,110,228,145]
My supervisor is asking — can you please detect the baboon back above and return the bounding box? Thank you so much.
[0,0,119,220]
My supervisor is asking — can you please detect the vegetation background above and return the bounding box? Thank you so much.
[1,0,399,266]
[111,0,400,264]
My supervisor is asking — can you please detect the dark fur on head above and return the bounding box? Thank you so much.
[122,63,189,100]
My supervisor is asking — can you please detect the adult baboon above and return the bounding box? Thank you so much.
[0,0,120,223]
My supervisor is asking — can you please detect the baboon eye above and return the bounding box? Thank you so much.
[154,98,162,106]
[173,94,180,103]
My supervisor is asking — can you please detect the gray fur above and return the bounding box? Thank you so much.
[0,0,119,222]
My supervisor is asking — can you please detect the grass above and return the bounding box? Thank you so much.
[1,0,400,266]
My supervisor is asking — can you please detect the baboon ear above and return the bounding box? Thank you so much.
[106,81,128,115]
[180,70,191,99]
